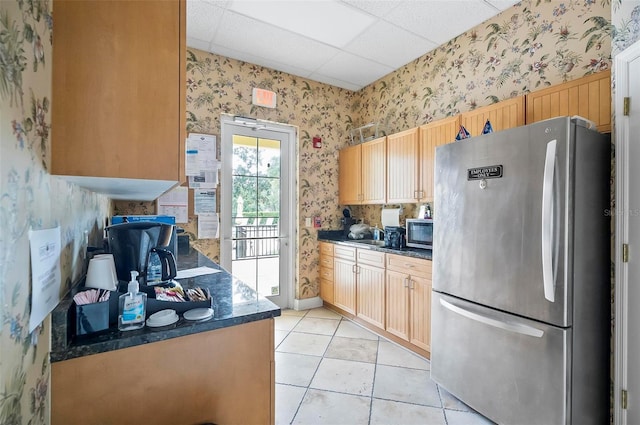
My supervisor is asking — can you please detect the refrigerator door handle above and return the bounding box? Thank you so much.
[542,139,557,302]
[440,298,545,338]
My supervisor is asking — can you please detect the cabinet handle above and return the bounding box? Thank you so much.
[403,277,409,288]
[404,263,415,268]
[409,279,415,290]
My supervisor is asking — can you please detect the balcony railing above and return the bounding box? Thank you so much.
[233,224,279,259]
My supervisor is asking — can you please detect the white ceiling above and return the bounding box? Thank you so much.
[187,0,520,91]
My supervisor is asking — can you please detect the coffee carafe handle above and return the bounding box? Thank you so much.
[155,248,177,281]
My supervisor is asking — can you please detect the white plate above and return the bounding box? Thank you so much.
[183,308,214,321]
[146,309,179,327]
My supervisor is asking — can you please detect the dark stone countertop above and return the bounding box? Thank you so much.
[317,230,432,260]
[50,248,281,362]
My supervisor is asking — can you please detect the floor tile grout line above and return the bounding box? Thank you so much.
[287,317,341,425]
[367,336,381,425]
[277,309,486,424]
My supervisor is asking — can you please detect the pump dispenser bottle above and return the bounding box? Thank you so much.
[118,270,147,331]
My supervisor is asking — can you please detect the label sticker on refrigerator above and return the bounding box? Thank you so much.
[467,165,503,180]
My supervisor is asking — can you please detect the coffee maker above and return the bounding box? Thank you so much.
[106,221,177,286]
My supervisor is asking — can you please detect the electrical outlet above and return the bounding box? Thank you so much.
[305,217,312,227]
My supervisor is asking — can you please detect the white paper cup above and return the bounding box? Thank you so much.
[85,254,118,290]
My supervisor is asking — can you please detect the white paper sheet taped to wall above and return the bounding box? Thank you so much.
[381,208,401,227]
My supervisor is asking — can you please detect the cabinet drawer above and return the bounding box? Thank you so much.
[320,266,334,282]
[320,255,334,269]
[386,254,432,278]
[319,242,334,256]
[356,249,385,268]
[334,245,356,261]
[320,279,334,304]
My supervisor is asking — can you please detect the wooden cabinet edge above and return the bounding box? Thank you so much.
[52,319,275,425]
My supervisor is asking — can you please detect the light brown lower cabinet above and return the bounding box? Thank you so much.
[321,242,432,357]
[319,242,335,304]
[333,246,357,314]
[385,254,432,353]
[356,249,386,329]
[51,319,275,425]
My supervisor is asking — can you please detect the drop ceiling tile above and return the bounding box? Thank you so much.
[212,10,340,71]
[201,0,230,7]
[344,20,437,69]
[385,1,499,45]
[186,0,224,43]
[314,52,395,87]
[227,0,376,48]
[340,0,400,18]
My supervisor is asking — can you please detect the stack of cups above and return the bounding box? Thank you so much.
[85,254,118,291]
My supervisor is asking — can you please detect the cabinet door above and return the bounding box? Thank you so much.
[460,96,525,137]
[356,263,386,329]
[339,144,362,205]
[334,258,356,314]
[361,137,387,204]
[387,128,420,203]
[526,70,611,133]
[409,275,431,352]
[51,0,185,194]
[385,269,410,341]
[418,116,460,203]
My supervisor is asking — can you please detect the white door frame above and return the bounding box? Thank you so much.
[219,114,296,309]
[614,39,640,425]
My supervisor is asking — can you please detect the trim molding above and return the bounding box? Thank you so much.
[293,296,323,311]
[614,38,640,425]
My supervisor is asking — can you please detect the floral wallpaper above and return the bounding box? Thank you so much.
[116,48,358,300]
[0,0,635,422]
[353,0,612,225]
[117,0,616,306]
[0,1,111,423]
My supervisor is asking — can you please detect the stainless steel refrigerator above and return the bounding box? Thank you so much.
[431,117,611,425]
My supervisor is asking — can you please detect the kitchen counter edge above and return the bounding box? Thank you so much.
[50,249,281,362]
[317,232,432,260]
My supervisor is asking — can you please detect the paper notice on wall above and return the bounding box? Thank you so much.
[29,226,62,333]
[198,213,219,239]
[157,186,188,223]
[194,190,216,215]
[185,133,217,176]
[188,162,219,189]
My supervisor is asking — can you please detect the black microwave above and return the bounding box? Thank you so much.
[405,219,433,250]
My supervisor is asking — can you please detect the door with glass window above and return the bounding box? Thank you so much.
[220,117,294,308]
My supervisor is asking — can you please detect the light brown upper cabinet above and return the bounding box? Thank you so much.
[338,144,362,205]
[526,70,611,133]
[387,128,420,203]
[361,137,386,204]
[52,0,186,201]
[418,116,460,203]
[461,96,525,137]
[339,136,386,205]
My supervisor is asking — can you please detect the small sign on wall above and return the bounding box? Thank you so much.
[252,87,276,108]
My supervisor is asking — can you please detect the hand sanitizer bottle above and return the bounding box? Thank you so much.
[118,270,147,331]
[373,225,381,241]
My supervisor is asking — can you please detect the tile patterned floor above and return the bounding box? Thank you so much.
[275,307,495,425]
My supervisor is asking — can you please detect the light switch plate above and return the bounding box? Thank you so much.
[305,217,312,227]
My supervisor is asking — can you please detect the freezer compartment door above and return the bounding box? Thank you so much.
[431,292,570,425]
[433,117,576,326]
